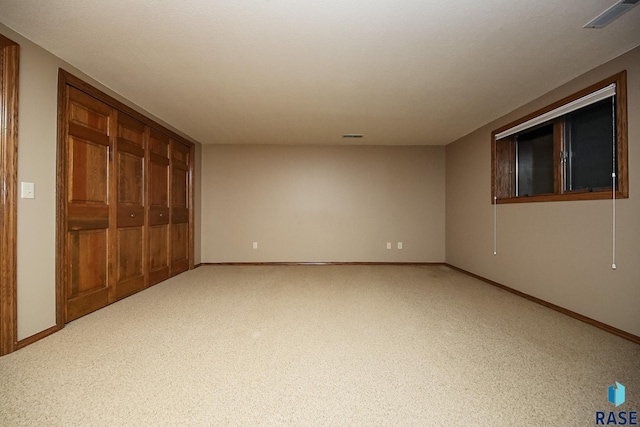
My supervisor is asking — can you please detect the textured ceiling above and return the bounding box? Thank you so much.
[1,1,639,145]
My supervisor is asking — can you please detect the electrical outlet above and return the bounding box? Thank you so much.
[397,242,403,250]
[253,242,258,249]
[386,242,391,249]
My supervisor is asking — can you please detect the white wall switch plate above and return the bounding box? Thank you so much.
[397,242,403,250]
[21,182,35,199]
[253,242,258,249]
[386,242,391,249]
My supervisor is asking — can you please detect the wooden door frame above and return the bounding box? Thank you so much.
[0,34,19,356]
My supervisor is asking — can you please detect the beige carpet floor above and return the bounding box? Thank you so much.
[1,265,638,426]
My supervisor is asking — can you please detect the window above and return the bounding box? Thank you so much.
[492,71,627,203]
[516,123,555,197]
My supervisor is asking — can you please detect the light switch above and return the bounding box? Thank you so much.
[397,242,403,250]
[21,182,35,199]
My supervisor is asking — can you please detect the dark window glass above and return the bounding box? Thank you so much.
[516,124,554,196]
[565,98,615,192]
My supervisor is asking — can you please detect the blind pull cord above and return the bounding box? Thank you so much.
[493,196,497,256]
[493,142,498,256]
[611,97,617,270]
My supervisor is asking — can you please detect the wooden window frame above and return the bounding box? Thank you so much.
[491,71,628,204]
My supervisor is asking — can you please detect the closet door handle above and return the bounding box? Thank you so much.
[130,213,135,218]
[159,213,163,217]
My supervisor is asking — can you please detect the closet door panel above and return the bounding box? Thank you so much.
[171,167,189,223]
[147,129,171,285]
[66,230,109,319]
[148,224,169,284]
[114,113,146,300]
[171,222,189,273]
[69,139,108,203]
[64,88,113,322]
[115,227,144,298]
[170,140,190,275]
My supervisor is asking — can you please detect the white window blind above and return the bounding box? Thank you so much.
[494,83,616,140]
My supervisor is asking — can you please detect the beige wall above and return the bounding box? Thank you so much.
[0,24,202,340]
[201,145,445,263]
[446,45,640,337]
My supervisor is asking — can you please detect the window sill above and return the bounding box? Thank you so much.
[495,190,628,204]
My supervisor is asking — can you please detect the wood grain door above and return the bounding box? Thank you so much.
[147,129,170,285]
[114,113,146,299]
[64,87,114,321]
[58,71,195,329]
[170,139,190,275]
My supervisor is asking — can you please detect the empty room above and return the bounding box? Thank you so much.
[1,1,639,426]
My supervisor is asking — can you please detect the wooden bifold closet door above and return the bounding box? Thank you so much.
[170,140,190,276]
[64,87,114,320]
[59,72,193,323]
[147,129,171,286]
[114,113,146,300]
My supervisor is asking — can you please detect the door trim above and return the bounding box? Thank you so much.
[55,71,67,328]
[0,34,19,356]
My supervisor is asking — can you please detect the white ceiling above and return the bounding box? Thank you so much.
[1,1,639,145]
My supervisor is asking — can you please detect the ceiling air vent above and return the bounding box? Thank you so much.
[584,0,639,28]
[342,134,364,138]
